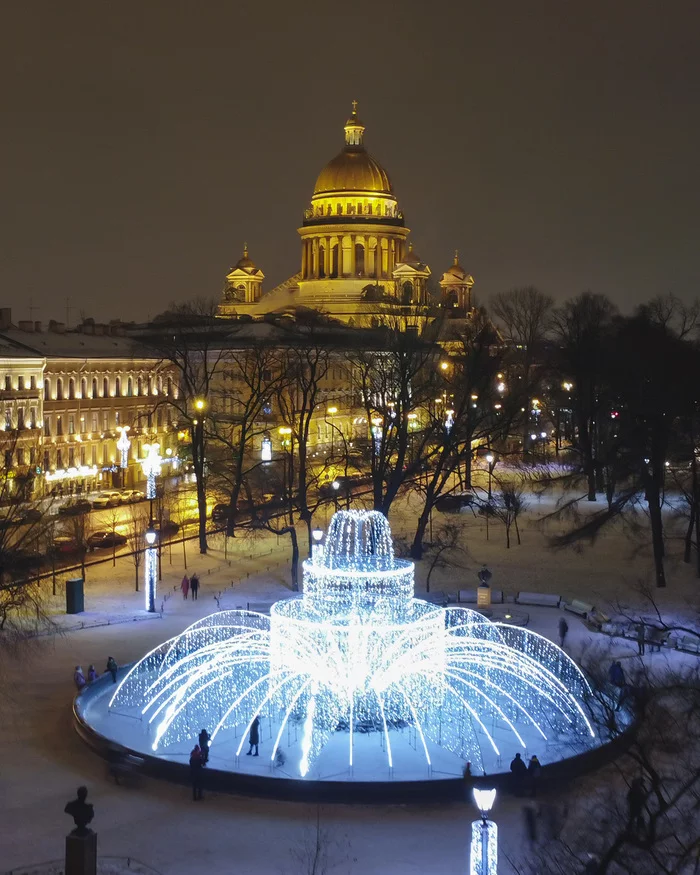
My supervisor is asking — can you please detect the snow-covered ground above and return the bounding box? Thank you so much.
[1,493,699,875]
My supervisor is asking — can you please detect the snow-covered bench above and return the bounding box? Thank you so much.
[564,599,595,618]
[246,601,273,614]
[676,635,700,655]
[516,592,561,608]
[458,589,504,604]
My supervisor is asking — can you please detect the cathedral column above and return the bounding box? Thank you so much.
[376,239,383,279]
[323,237,331,276]
[349,235,356,276]
[312,238,319,279]
[301,241,308,279]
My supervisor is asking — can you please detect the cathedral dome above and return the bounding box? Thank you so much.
[313,101,393,196]
[234,244,257,272]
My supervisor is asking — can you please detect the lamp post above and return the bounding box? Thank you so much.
[540,431,548,464]
[116,426,131,484]
[141,442,163,501]
[311,527,324,561]
[485,453,495,500]
[144,523,158,612]
[470,787,498,875]
[332,479,340,512]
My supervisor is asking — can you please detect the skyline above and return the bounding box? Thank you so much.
[2,1,699,323]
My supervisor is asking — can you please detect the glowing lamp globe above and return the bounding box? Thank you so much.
[473,787,496,816]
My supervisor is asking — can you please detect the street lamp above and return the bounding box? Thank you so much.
[144,523,158,613]
[116,425,131,472]
[332,478,340,511]
[470,787,498,875]
[141,442,163,500]
[485,453,495,500]
[311,527,324,561]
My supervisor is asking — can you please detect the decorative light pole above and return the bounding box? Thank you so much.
[116,425,131,471]
[470,787,498,875]
[311,528,324,561]
[485,453,495,500]
[141,442,163,501]
[144,523,158,612]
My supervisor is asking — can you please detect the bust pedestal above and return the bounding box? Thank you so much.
[65,830,97,875]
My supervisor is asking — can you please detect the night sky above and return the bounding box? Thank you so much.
[2,2,699,324]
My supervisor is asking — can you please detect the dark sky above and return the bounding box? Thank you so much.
[2,1,699,323]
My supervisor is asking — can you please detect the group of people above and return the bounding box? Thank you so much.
[180,573,201,600]
[74,656,119,691]
[510,752,542,796]
[189,717,261,801]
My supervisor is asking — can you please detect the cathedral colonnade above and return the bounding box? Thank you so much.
[300,233,407,281]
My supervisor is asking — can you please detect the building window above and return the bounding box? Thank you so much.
[80,416,86,433]
[44,417,51,436]
[16,448,24,466]
[43,450,50,471]
[115,377,121,397]
[68,415,75,435]
[166,407,172,425]
[30,408,36,428]
[91,445,97,466]
[29,447,35,466]
[68,448,75,467]
[30,375,36,390]
[17,408,24,429]
[56,379,63,400]
[137,377,143,396]
[102,412,108,431]
[4,375,10,391]
[81,378,87,399]
[102,444,108,465]
[56,449,63,468]
[127,377,133,397]
[103,377,109,397]
[18,376,24,390]
[91,413,98,433]
[69,379,75,400]
[56,416,63,436]
[5,409,12,429]
[166,377,172,396]
[147,377,152,396]
[92,378,98,398]
[44,378,50,398]
[115,411,120,426]
[157,376,163,394]
[5,451,12,468]
[156,409,162,427]
[80,446,86,466]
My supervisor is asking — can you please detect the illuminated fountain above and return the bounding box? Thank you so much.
[80,510,618,793]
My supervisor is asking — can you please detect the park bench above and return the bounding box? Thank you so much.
[458,589,504,604]
[515,592,561,608]
[564,599,595,618]
[246,601,273,614]
[424,591,449,606]
[675,635,700,655]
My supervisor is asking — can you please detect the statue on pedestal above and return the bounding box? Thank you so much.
[64,786,94,836]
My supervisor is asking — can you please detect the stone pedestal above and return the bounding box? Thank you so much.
[65,830,97,875]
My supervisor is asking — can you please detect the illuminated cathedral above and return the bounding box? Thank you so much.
[218,103,474,326]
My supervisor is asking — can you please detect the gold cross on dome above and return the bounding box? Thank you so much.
[351,99,358,114]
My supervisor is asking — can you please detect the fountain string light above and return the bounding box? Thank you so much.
[110,510,596,778]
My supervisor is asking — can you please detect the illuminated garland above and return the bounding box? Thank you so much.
[111,510,595,776]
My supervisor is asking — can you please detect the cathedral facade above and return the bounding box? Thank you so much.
[218,104,474,326]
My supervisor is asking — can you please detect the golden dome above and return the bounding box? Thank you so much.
[444,249,469,280]
[235,243,256,271]
[313,101,393,196]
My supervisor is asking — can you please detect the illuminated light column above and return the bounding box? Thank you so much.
[116,426,131,469]
[141,442,163,500]
[470,788,498,875]
[144,525,158,613]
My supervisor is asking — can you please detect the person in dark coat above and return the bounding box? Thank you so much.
[189,745,203,800]
[87,665,98,683]
[558,617,569,648]
[462,761,473,801]
[627,777,646,832]
[190,573,200,601]
[106,656,118,683]
[528,755,542,797]
[74,666,86,690]
[636,623,646,656]
[247,716,260,756]
[198,728,211,765]
[609,660,625,687]
[510,752,527,795]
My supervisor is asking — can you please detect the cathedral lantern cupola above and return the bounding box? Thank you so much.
[223,243,265,305]
[393,242,431,305]
[439,250,474,313]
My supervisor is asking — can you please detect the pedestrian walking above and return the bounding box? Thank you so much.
[74,666,86,690]
[626,778,646,832]
[608,660,625,687]
[190,573,200,601]
[106,656,118,683]
[87,665,98,683]
[528,754,542,797]
[180,575,190,600]
[189,745,203,801]
[558,617,569,648]
[246,715,260,756]
[462,761,473,801]
[510,752,527,795]
[198,728,211,765]
[636,623,646,656]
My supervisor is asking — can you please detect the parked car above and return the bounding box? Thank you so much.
[51,535,82,555]
[92,491,122,509]
[119,489,145,504]
[435,492,476,513]
[87,530,128,550]
[212,500,252,522]
[58,499,92,516]
[5,548,44,570]
[153,520,179,537]
[0,507,44,529]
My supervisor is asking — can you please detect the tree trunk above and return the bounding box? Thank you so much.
[683,503,695,564]
[646,482,666,587]
[410,505,431,560]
